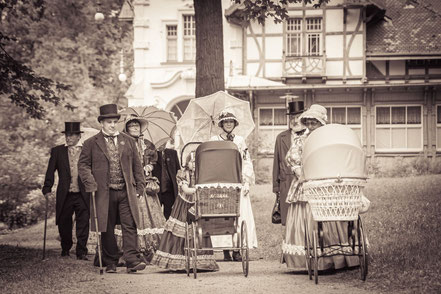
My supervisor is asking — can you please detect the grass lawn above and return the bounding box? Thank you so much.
[1,175,441,293]
[252,174,441,294]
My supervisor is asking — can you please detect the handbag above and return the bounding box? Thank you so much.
[271,195,282,224]
[145,176,160,195]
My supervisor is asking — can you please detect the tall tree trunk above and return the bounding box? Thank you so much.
[194,0,225,98]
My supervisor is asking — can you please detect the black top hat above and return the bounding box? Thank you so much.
[97,104,121,122]
[61,122,83,134]
[287,101,305,115]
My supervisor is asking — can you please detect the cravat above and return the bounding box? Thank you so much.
[226,133,234,141]
[104,134,116,146]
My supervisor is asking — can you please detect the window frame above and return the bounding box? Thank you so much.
[257,106,288,153]
[436,104,441,151]
[182,14,196,61]
[374,104,423,152]
[285,17,322,57]
[166,24,178,62]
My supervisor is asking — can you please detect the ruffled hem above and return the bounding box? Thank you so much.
[163,217,193,239]
[151,250,219,271]
[114,227,164,236]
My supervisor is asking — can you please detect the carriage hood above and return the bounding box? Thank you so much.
[302,124,367,181]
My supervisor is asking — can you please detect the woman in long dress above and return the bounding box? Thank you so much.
[210,110,258,261]
[115,116,166,264]
[283,104,359,271]
[151,153,219,271]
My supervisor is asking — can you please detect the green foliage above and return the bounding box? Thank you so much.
[235,0,330,24]
[0,0,133,228]
[367,156,441,178]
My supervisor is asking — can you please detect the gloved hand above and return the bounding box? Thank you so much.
[243,182,250,193]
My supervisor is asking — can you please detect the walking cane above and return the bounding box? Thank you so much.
[42,193,49,260]
[91,192,104,275]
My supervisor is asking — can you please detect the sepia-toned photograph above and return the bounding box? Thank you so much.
[0,0,440,293]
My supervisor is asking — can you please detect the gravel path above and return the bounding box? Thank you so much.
[95,259,375,294]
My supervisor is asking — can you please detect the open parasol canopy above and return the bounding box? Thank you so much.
[176,91,255,144]
[119,106,177,148]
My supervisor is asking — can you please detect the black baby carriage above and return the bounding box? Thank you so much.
[183,141,249,278]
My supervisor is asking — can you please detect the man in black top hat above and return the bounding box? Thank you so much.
[272,101,306,227]
[78,104,146,273]
[42,122,90,260]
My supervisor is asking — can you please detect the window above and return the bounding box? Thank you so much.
[183,15,196,61]
[437,105,441,150]
[285,18,322,56]
[258,107,287,153]
[286,19,301,56]
[375,105,423,151]
[306,18,321,56]
[166,25,177,61]
[325,106,363,143]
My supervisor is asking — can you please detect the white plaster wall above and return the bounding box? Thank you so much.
[265,19,283,34]
[247,36,262,60]
[326,60,343,76]
[326,9,343,32]
[346,9,362,32]
[265,36,283,59]
[247,63,261,77]
[265,62,283,78]
[347,34,363,58]
[305,9,323,16]
[326,35,343,58]
[348,60,363,76]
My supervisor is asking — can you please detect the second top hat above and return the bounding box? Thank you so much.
[287,101,305,115]
[98,104,121,122]
[62,122,83,134]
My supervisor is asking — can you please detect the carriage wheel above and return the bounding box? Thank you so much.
[304,221,312,280]
[192,222,198,279]
[358,216,369,281]
[312,229,319,284]
[185,222,190,277]
[240,220,249,277]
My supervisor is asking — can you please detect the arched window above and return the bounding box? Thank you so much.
[170,99,190,120]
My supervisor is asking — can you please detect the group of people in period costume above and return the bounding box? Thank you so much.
[43,100,363,275]
[42,103,257,274]
[273,102,361,272]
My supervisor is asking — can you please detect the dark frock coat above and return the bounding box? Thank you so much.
[151,148,180,204]
[272,129,296,226]
[78,132,145,232]
[42,145,90,225]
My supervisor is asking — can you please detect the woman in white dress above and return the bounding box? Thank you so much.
[210,110,258,261]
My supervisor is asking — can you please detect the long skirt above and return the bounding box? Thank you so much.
[114,191,165,263]
[151,193,219,271]
[282,201,359,271]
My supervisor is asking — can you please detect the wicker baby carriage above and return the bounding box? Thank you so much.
[183,141,249,278]
[302,124,369,284]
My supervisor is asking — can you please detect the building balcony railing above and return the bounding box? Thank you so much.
[282,52,326,77]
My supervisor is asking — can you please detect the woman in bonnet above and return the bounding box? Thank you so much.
[283,104,359,271]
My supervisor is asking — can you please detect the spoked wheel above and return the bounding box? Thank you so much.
[240,220,249,277]
[192,222,198,279]
[185,222,190,277]
[312,229,319,284]
[358,216,369,281]
[304,221,312,280]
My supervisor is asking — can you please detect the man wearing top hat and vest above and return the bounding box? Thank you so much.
[272,101,306,227]
[42,122,90,260]
[78,104,146,273]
